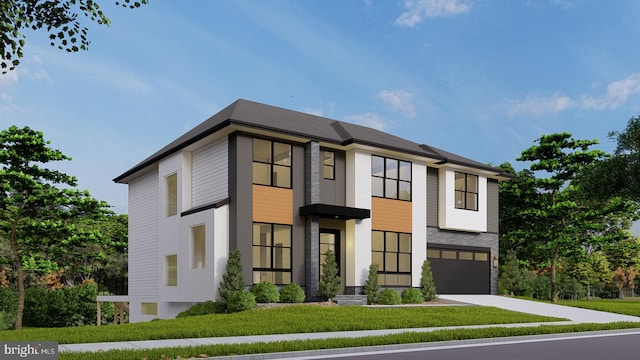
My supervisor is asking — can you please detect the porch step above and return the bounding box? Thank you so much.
[334,295,367,306]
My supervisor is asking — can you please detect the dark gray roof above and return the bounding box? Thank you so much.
[114,99,508,183]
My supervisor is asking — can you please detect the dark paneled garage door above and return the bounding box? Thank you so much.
[427,245,490,294]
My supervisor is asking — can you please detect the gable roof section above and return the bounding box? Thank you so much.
[114,99,509,183]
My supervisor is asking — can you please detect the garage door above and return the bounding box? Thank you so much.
[427,245,490,294]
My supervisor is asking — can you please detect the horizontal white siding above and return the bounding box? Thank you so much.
[128,170,159,301]
[192,138,228,207]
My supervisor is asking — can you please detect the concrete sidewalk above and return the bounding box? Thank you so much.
[58,296,640,354]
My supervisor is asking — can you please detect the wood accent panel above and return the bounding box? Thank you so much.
[371,197,412,233]
[253,185,293,224]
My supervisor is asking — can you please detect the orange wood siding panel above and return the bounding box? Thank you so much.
[371,197,412,233]
[253,185,293,224]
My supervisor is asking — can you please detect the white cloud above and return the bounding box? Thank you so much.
[395,0,472,27]
[506,93,576,117]
[504,73,640,117]
[302,107,323,116]
[344,112,388,130]
[378,89,416,117]
[580,73,640,110]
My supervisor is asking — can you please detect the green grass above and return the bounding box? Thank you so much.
[57,322,640,360]
[0,305,562,344]
[557,298,640,317]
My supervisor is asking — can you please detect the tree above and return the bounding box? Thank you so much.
[517,132,609,302]
[0,0,147,73]
[0,125,113,329]
[569,251,611,300]
[361,264,379,304]
[580,116,640,202]
[420,259,437,301]
[217,249,245,304]
[499,250,526,296]
[317,249,340,302]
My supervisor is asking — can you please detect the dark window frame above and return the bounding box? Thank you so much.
[371,155,412,201]
[454,172,479,211]
[252,138,292,189]
[252,222,293,285]
[371,230,412,286]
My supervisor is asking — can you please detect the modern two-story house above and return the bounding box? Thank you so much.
[114,99,510,322]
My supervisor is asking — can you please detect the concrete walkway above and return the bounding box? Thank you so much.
[58,296,640,354]
[438,295,640,323]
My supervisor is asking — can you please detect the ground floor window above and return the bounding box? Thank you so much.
[371,230,411,286]
[252,222,292,284]
[140,302,158,315]
[165,255,177,287]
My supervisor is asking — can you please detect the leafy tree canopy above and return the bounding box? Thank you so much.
[0,125,113,329]
[0,0,146,73]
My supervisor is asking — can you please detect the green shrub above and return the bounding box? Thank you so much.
[176,301,226,318]
[0,287,18,329]
[318,249,341,302]
[0,311,14,330]
[420,259,437,301]
[218,249,245,304]
[280,283,305,303]
[401,288,424,304]
[252,281,280,303]
[377,288,401,305]
[362,264,379,304]
[226,290,256,313]
[23,283,98,327]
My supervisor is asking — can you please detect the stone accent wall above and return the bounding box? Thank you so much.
[427,227,499,294]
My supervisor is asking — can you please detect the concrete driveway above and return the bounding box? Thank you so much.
[438,295,640,323]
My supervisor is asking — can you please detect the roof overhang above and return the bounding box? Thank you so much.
[299,203,371,220]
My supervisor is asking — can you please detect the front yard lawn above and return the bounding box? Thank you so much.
[557,298,640,317]
[1,305,562,344]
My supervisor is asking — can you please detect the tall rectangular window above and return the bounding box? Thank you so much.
[165,255,177,286]
[323,151,335,180]
[454,172,478,211]
[192,225,206,269]
[253,138,292,188]
[252,223,292,285]
[166,173,178,217]
[371,155,411,201]
[371,231,411,286]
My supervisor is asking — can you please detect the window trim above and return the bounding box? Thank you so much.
[252,222,293,285]
[454,172,479,211]
[371,155,412,201]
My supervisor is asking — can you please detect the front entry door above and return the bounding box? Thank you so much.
[320,229,340,276]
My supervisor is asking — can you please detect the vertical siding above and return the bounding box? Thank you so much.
[128,170,159,300]
[426,167,438,227]
[192,138,228,207]
[487,179,499,234]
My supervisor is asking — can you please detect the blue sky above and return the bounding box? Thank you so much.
[2,0,640,215]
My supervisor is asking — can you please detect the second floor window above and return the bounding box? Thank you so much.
[253,138,291,188]
[165,173,178,217]
[455,172,478,211]
[323,151,335,180]
[371,155,411,200]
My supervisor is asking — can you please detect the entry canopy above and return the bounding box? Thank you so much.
[300,204,371,220]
